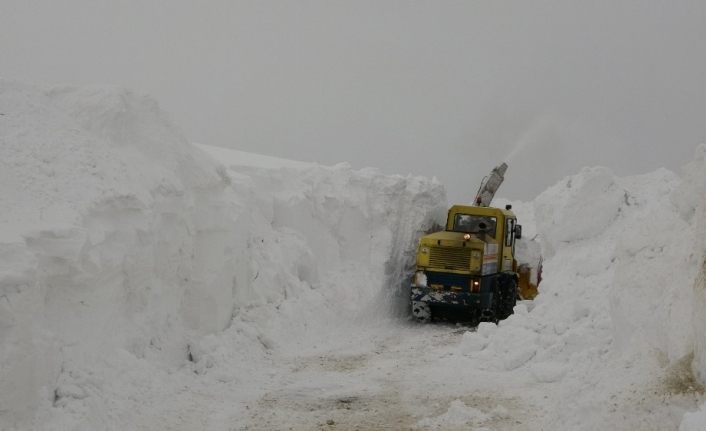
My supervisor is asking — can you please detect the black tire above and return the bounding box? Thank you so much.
[497,277,517,320]
[412,301,432,323]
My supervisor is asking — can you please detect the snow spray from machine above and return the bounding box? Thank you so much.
[502,116,559,165]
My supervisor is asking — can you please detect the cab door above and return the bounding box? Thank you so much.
[501,217,516,272]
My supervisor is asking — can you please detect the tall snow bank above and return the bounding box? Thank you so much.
[0,80,446,429]
[533,164,697,360]
[676,144,706,431]
[1,80,239,428]
[194,144,447,352]
[676,145,706,383]
[462,151,706,430]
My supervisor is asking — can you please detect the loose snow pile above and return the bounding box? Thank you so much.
[459,152,706,430]
[0,80,446,430]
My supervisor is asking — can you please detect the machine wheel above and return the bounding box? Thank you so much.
[412,301,432,323]
[497,278,518,320]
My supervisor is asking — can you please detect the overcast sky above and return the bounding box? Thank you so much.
[2,1,705,202]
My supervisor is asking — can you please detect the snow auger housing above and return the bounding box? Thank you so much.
[411,163,539,323]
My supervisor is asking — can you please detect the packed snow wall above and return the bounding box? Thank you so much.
[679,146,706,384]
[531,152,706,365]
[193,143,448,354]
[0,80,446,429]
[460,152,706,430]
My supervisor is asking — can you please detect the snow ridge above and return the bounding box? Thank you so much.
[460,155,706,430]
[0,80,446,429]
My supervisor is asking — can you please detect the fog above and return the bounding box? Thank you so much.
[2,1,704,202]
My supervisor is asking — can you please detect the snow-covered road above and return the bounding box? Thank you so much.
[240,323,540,431]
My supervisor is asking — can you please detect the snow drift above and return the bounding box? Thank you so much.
[2,77,705,431]
[0,80,446,429]
[461,152,706,430]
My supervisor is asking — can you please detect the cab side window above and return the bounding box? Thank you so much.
[505,218,515,247]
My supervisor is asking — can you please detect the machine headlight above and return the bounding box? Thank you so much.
[420,247,429,254]
[470,279,481,293]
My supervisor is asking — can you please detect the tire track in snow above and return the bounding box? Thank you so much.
[241,326,538,431]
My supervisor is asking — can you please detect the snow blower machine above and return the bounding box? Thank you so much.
[411,163,541,323]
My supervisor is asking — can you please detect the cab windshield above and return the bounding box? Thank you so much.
[453,214,497,237]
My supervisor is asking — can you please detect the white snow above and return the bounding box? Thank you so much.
[416,399,491,429]
[0,79,447,430]
[1,79,706,430]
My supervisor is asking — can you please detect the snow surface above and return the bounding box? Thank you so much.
[0,79,447,430]
[1,79,706,430]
